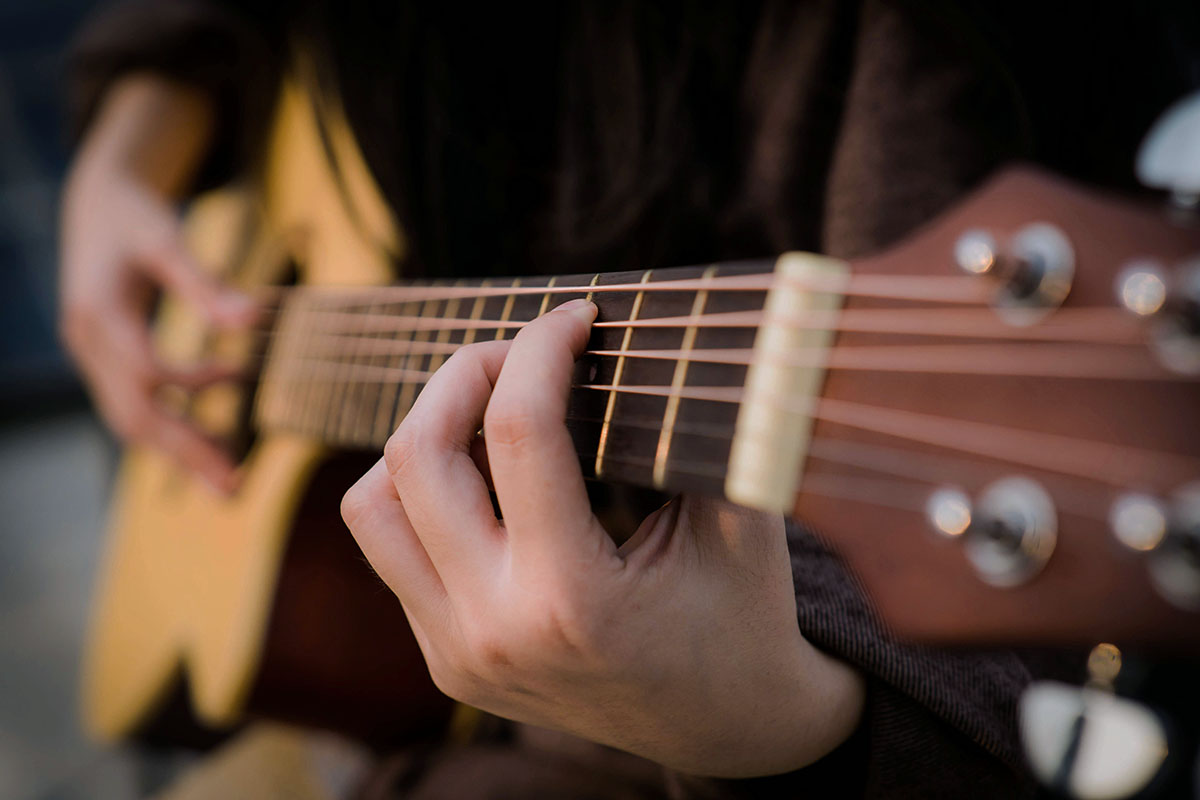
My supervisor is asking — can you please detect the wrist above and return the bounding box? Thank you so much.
[677,635,865,779]
[70,73,214,201]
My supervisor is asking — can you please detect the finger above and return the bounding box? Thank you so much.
[137,230,258,328]
[155,359,245,391]
[90,313,239,492]
[484,300,614,563]
[150,410,241,494]
[384,340,509,584]
[342,459,448,622]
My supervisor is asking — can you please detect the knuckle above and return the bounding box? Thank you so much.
[539,601,596,656]
[425,658,479,706]
[482,405,539,452]
[339,481,371,529]
[383,426,421,481]
[462,624,515,672]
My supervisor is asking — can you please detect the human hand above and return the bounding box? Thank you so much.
[342,299,864,777]
[59,159,255,493]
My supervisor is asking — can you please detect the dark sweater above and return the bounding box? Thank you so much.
[67,1,1198,796]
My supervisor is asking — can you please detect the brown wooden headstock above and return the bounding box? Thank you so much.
[796,166,1200,653]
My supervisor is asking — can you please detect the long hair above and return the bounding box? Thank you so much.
[299,1,1197,279]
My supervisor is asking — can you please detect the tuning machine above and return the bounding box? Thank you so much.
[1137,89,1200,212]
[1020,643,1173,799]
[1110,484,1200,611]
[926,477,1057,587]
[954,224,1075,326]
[1115,257,1200,375]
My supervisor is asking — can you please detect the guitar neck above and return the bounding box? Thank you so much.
[255,257,847,507]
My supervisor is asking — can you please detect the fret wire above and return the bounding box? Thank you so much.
[536,276,559,317]
[594,270,652,478]
[427,280,465,374]
[334,297,373,444]
[460,278,492,347]
[584,273,601,303]
[357,298,390,446]
[388,299,421,434]
[254,292,289,430]
[371,297,406,444]
[495,278,520,340]
[653,265,719,488]
[301,295,335,437]
[396,297,437,425]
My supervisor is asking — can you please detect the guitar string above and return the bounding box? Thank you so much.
[254,352,1199,488]
[245,271,994,305]
[572,450,1111,523]
[249,305,1145,344]
[235,280,1192,497]
[257,338,1184,381]
[557,415,1113,521]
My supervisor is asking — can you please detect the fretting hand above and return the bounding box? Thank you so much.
[342,299,864,777]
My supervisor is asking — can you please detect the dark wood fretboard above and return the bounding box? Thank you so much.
[255,258,840,502]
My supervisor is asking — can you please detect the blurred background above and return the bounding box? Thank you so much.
[0,3,191,797]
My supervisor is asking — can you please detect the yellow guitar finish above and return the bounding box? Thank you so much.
[83,76,400,740]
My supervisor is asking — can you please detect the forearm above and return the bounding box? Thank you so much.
[69,74,215,200]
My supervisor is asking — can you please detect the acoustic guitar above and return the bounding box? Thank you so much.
[82,74,1200,748]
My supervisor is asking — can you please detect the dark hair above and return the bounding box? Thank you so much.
[300,1,862,278]
[301,1,1199,279]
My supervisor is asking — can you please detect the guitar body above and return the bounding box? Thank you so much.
[84,78,449,744]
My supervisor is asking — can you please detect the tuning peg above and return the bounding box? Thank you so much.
[1137,90,1200,209]
[953,224,1075,326]
[1125,258,1200,374]
[1109,484,1200,611]
[1019,644,1171,799]
[925,477,1056,587]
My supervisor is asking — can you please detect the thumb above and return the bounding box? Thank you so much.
[138,227,258,328]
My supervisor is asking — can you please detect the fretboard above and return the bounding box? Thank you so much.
[255,257,847,508]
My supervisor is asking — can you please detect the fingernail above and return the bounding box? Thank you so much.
[554,298,597,319]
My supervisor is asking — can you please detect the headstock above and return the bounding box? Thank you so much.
[795,166,1200,652]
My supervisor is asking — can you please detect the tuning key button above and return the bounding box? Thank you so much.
[1136,88,1200,207]
[1115,261,1169,317]
[1109,493,1169,552]
[925,487,973,538]
[1019,681,1169,799]
[953,229,1000,276]
[964,477,1057,587]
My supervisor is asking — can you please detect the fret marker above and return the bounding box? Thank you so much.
[652,266,718,488]
[595,270,653,478]
[726,253,848,513]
